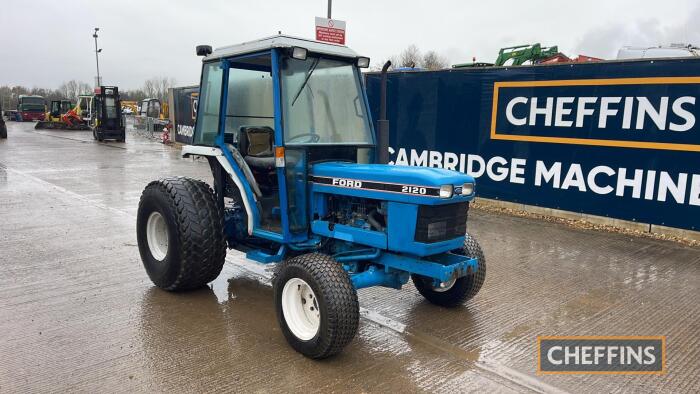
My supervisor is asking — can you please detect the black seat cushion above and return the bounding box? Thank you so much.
[244,155,276,172]
[239,126,274,157]
[239,126,276,172]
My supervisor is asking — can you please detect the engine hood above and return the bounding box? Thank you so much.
[310,162,475,202]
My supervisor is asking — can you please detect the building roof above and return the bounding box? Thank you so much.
[205,34,360,61]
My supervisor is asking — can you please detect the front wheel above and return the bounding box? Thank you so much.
[274,253,359,359]
[137,177,226,291]
[412,233,486,307]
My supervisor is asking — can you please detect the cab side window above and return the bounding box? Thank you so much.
[194,62,223,146]
[225,67,274,139]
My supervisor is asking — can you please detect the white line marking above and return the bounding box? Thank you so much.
[5,166,134,219]
[359,308,406,333]
[476,362,569,394]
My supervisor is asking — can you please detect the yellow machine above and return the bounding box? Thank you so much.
[35,100,74,129]
[121,100,138,115]
[75,94,94,121]
[138,98,169,119]
[43,100,73,121]
[35,96,92,130]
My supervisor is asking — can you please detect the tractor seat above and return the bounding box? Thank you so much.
[239,126,276,172]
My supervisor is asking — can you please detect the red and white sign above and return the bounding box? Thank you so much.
[315,17,346,45]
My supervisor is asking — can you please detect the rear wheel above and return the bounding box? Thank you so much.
[274,253,359,359]
[412,233,486,307]
[137,177,226,291]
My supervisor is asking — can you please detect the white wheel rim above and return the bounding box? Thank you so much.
[146,211,169,261]
[433,276,457,292]
[281,278,320,341]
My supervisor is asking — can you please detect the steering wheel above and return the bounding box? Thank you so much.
[287,133,320,143]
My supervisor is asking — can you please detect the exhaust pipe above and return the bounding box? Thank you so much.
[378,60,391,164]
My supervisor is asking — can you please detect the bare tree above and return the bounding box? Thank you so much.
[422,51,448,70]
[142,77,176,102]
[156,77,175,102]
[58,80,76,99]
[376,46,450,71]
[398,44,422,68]
[121,89,147,102]
[143,79,158,99]
[56,80,92,101]
[77,82,91,96]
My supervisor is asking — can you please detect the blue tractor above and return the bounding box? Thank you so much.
[136,35,485,359]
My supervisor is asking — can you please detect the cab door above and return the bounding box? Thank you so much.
[50,101,60,118]
[224,55,282,234]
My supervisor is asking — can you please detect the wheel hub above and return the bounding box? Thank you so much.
[281,278,320,341]
[433,276,457,292]
[146,211,169,261]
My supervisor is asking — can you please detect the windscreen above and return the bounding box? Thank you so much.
[60,102,72,113]
[281,56,373,145]
[22,97,44,105]
[104,97,118,119]
[20,97,45,111]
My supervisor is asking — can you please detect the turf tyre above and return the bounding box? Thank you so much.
[412,232,486,307]
[137,177,226,291]
[273,253,359,359]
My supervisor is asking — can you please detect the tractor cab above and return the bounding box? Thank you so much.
[183,35,476,254]
[184,36,377,242]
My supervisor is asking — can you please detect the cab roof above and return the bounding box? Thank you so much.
[204,34,360,61]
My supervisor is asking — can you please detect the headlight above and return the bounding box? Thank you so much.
[439,184,453,198]
[291,46,308,60]
[461,182,474,195]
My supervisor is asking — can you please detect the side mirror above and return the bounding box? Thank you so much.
[196,45,213,57]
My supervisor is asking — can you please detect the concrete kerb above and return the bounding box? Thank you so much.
[473,197,700,245]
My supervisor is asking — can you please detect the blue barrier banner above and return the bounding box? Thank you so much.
[365,59,700,230]
[172,85,199,144]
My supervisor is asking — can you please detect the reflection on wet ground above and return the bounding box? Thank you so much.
[1,122,699,393]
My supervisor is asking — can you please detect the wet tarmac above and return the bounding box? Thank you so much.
[1,122,698,393]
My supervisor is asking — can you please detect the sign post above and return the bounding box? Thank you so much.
[315,17,346,45]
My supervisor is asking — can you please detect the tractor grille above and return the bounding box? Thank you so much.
[414,202,469,243]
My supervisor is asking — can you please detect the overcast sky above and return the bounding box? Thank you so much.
[1,0,698,90]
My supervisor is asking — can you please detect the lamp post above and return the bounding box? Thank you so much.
[327,0,332,18]
[93,28,102,88]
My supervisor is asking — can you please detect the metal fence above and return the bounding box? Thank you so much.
[125,114,169,139]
